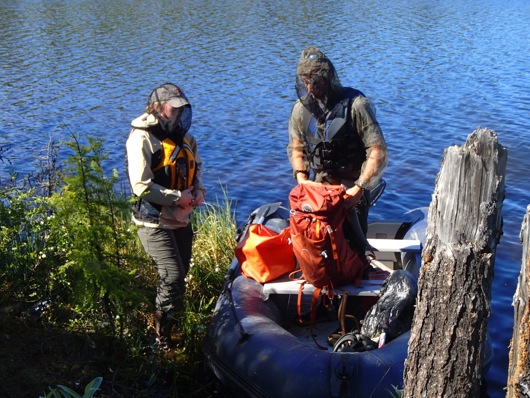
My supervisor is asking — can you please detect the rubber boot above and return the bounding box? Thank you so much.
[154,310,177,349]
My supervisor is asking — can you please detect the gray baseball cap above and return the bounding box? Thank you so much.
[149,83,190,108]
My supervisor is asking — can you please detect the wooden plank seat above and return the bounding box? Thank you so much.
[366,238,422,253]
[262,238,422,297]
[262,277,385,297]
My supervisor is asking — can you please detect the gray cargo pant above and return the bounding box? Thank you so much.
[137,224,194,314]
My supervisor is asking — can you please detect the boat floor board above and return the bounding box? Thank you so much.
[288,321,339,349]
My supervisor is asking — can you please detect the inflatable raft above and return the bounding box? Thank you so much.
[203,200,431,398]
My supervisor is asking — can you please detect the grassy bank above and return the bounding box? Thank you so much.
[0,137,236,397]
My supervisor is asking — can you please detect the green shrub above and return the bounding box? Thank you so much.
[0,136,152,336]
[0,181,56,302]
[0,138,238,397]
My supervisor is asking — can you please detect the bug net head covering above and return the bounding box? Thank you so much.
[148,83,192,137]
[295,46,342,121]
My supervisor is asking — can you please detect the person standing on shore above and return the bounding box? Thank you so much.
[287,46,388,250]
[126,83,206,350]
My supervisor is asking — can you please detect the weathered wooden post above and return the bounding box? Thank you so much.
[402,128,507,398]
[507,205,530,397]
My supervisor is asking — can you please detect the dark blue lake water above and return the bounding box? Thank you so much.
[1,0,529,395]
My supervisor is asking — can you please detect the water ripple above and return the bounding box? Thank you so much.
[1,1,529,395]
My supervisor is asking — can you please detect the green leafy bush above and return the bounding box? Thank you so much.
[1,136,152,335]
[0,186,53,301]
[0,137,237,397]
[45,136,150,334]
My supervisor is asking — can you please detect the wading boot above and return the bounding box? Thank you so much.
[154,310,178,350]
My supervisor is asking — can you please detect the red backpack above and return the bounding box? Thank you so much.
[289,183,368,290]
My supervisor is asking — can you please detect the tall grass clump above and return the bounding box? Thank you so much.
[176,190,237,389]
[188,188,237,312]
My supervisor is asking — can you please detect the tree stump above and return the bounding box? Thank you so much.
[507,205,530,397]
[402,128,507,398]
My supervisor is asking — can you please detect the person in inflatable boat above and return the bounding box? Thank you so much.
[126,83,206,350]
[287,46,388,249]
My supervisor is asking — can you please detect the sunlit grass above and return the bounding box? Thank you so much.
[178,190,237,384]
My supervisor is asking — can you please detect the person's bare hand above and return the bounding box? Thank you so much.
[192,189,204,207]
[344,185,363,208]
[179,186,195,207]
